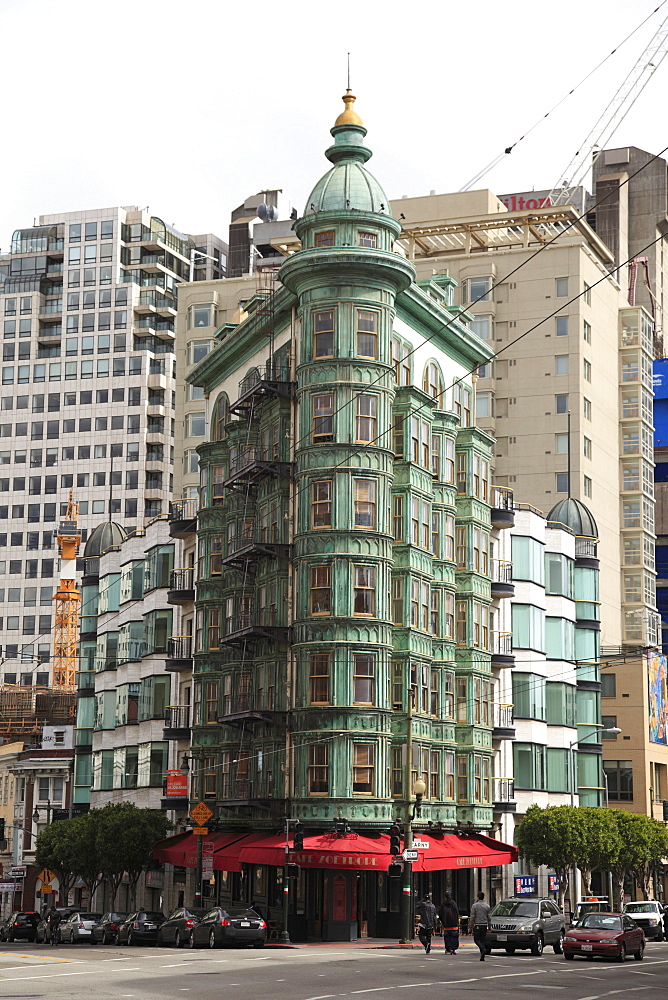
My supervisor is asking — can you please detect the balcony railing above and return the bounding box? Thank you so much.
[491,559,512,584]
[167,635,193,661]
[170,567,194,590]
[169,498,198,522]
[575,535,598,558]
[222,607,287,644]
[225,446,292,488]
[490,631,512,656]
[493,703,514,730]
[490,486,514,511]
[164,704,190,730]
[493,777,515,803]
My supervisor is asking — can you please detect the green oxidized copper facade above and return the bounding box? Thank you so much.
[188,96,496,840]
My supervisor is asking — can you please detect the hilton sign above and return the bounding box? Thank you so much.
[499,187,587,214]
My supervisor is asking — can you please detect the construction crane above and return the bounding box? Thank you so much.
[548,14,668,205]
[52,492,81,692]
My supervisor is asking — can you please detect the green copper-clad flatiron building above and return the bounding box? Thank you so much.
[186,92,512,940]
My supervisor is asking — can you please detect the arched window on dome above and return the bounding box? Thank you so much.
[211,393,229,441]
[423,362,444,404]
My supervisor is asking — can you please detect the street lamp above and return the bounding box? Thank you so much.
[399,776,427,945]
[569,729,621,808]
[32,799,52,827]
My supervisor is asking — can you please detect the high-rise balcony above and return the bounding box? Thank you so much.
[492,703,515,739]
[165,635,193,671]
[229,363,293,418]
[167,567,195,604]
[490,486,515,528]
[490,559,514,598]
[168,498,198,537]
[490,630,514,667]
[493,778,516,812]
[215,778,285,815]
[163,705,190,739]
[221,522,290,570]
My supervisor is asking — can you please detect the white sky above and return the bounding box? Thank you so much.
[0,0,666,251]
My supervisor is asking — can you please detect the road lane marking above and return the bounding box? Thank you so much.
[0,971,92,981]
[0,952,78,963]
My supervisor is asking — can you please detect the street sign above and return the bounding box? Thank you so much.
[402,849,419,862]
[37,868,56,885]
[189,801,214,826]
[192,826,208,835]
[514,875,537,896]
[202,839,214,879]
[9,866,26,879]
[548,874,559,893]
[166,770,189,797]
[0,881,17,893]
[41,885,54,894]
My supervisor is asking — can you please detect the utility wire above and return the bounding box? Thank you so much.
[281,143,668,471]
[459,1,668,191]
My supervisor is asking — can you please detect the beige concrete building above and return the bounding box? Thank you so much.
[386,193,658,651]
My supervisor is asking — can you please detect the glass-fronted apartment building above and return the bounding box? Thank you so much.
[0,207,224,686]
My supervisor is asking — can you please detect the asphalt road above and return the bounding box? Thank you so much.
[1,938,667,1000]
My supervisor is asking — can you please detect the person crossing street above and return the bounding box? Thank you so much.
[439,892,460,954]
[469,891,491,961]
[415,893,437,954]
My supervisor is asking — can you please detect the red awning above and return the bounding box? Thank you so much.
[152,832,249,871]
[238,831,517,871]
[410,832,517,871]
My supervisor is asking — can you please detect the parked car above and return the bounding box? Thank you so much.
[116,911,166,946]
[0,911,40,942]
[188,906,267,949]
[90,912,128,945]
[622,900,665,941]
[156,907,207,948]
[487,897,566,956]
[59,911,102,943]
[563,911,645,961]
[36,908,76,943]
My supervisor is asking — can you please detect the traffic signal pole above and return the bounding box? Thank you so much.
[281,816,291,944]
[400,698,414,944]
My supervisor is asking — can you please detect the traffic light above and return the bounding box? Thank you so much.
[663,799,668,822]
[388,862,403,878]
[286,863,301,878]
[389,823,402,856]
[293,823,304,852]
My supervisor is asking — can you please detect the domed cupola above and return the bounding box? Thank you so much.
[303,90,390,216]
[83,520,127,558]
[547,497,598,539]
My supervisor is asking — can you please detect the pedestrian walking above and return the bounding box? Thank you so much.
[415,893,438,954]
[439,892,460,954]
[469,891,491,961]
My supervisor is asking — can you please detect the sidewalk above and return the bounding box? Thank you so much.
[266,935,477,950]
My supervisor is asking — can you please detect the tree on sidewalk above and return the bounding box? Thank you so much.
[609,811,668,905]
[35,819,78,905]
[516,804,588,912]
[576,807,620,896]
[96,803,170,908]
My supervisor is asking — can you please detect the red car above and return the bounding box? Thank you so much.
[563,912,645,962]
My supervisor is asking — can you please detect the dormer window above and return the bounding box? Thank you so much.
[359,232,377,248]
[315,231,335,248]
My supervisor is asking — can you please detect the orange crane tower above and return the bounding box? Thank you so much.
[52,492,81,692]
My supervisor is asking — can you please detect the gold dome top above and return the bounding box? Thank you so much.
[334,89,363,127]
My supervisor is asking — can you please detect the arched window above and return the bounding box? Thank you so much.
[423,362,444,403]
[211,393,229,441]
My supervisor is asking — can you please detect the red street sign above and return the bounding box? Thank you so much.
[165,770,189,797]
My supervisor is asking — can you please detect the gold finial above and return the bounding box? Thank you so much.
[335,89,363,127]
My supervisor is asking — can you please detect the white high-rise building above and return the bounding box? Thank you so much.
[0,207,225,686]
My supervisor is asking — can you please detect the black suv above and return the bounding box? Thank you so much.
[487,897,566,956]
[0,911,40,942]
